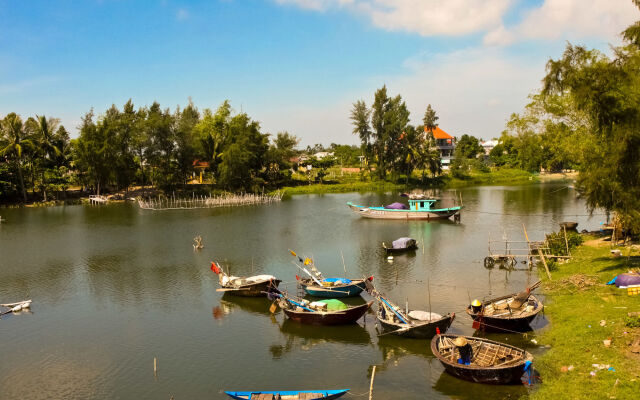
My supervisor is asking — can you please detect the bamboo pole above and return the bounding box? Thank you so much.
[369,365,376,400]
[563,226,570,257]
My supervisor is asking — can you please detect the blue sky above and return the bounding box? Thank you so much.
[1,0,638,145]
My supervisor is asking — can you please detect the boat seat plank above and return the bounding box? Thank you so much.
[253,394,275,400]
[298,393,323,399]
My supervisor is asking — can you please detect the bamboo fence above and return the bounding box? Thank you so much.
[137,191,283,211]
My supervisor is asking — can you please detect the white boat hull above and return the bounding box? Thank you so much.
[347,203,460,220]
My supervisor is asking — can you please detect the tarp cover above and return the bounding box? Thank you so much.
[323,278,352,284]
[408,310,442,321]
[384,202,408,210]
[608,273,640,288]
[392,237,416,249]
[318,299,348,311]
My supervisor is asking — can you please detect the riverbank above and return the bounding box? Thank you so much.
[532,238,640,399]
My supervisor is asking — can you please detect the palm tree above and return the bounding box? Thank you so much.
[28,115,60,201]
[0,113,34,202]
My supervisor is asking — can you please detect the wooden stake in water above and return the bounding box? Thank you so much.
[154,357,157,375]
[341,251,347,278]
[369,365,376,400]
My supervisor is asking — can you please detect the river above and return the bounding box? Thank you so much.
[0,184,602,399]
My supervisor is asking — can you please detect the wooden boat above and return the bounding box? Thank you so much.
[297,276,373,298]
[431,334,533,384]
[346,195,461,221]
[559,221,578,230]
[382,237,418,253]
[224,389,349,399]
[289,249,372,298]
[375,294,454,339]
[211,261,281,297]
[466,281,543,332]
[274,293,372,326]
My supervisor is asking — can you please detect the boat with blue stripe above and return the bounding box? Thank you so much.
[224,389,349,399]
[297,276,373,298]
[347,194,462,221]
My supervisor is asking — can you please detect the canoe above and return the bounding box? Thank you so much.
[559,221,578,230]
[377,307,455,339]
[211,262,281,297]
[431,334,533,384]
[347,198,461,221]
[275,294,372,326]
[297,277,373,298]
[224,389,349,399]
[466,293,543,332]
[382,237,418,254]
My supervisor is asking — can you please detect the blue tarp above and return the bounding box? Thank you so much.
[384,202,408,210]
[392,237,416,249]
[323,278,352,284]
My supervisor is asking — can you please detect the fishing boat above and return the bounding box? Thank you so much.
[559,221,578,231]
[382,237,418,254]
[467,281,543,332]
[0,300,32,316]
[375,293,454,339]
[224,389,349,399]
[347,194,461,221]
[296,276,373,298]
[211,261,281,297]
[289,249,372,298]
[431,334,533,384]
[272,293,372,326]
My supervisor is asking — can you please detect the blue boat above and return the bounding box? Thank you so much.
[347,194,461,221]
[297,276,373,298]
[224,389,349,399]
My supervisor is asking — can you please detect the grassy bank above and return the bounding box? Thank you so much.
[447,168,538,187]
[532,240,640,399]
[278,180,405,196]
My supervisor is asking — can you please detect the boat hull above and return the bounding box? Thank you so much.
[466,294,543,332]
[219,279,281,297]
[283,301,372,325]
[382,244,418,254]
[431,334,532,385]
[378,313,455,339]
[225,389,349,400]
[300,279,368,298]
[347,203,460,220]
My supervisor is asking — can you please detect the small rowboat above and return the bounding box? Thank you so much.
[297,276,373,298]
[211,261,281,297]
[224,389,349,399]
[382,237,418,254]
[0,300,31,316]
[375,294,454,339]
[274,293,372,326]
[431,334,533,384]
[559,221,578,230]
[467,281,543,332]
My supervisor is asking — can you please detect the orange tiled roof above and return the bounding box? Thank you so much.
[424,126,453,140]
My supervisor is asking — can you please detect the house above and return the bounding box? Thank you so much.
[313,151,334,159]
[425,126,455,170]
[192,160,209,183]
[480,139,499,155]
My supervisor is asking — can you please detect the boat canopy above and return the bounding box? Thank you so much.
[384,202,408,210]
[392,237,416,249]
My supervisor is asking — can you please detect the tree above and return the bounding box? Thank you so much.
[454,134,483,159]
[73,110,114,195]
[195,101,232,182]
[0,113,33,202]
[350,100,372,170]
[266,131,299,184]
[423,104,439,136]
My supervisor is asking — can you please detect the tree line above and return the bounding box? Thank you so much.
[1,100,300,202]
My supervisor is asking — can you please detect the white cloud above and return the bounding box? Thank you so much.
[276,0,511,36]
[276,0,639,45]
[176,8,189,21]
[511,0,638,44]
[258,47,544,145]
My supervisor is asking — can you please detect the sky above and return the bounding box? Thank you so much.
[1,0,638,146]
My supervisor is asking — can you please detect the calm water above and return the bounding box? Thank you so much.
[0,184,601,400]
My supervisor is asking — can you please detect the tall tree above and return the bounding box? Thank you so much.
[0,113,33,202]
[350,100,372,170]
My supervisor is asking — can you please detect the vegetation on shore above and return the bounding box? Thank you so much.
[532,239,640,399]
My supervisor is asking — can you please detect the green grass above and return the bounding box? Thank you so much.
[277,180,405,196]
[531,240,640,399]
[446,168,538,187]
